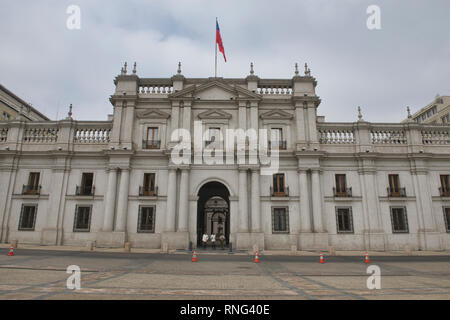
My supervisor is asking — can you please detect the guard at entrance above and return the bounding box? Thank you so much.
[202,233,209,249]
[219,234,225,250]
[210,233,216,249]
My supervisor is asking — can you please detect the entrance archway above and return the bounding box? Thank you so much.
[197,181,230,247]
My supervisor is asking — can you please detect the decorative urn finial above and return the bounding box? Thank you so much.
[250,62,254,75]
[294,63,299,76]
[177,61,182,74]
[132,62,136,74]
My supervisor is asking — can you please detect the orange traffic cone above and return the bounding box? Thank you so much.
[364,252,370,263]
[319,252,324,264]
[192,250,197,262]
[7,245,14,256]
[254,251,260,263]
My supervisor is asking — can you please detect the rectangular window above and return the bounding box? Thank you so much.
[73,206,92,232]
[138,206,155,233]
[335,174,347,195]
[388,174,405,197]
[444,207,450,233]
[80,173,94,195]
[272,207,289,233]
[440,175,450,196]
[26,172,40,194]
[442,114,449,124]
[19,204,37,231]
[146,127,160,149]
[390,207,409,233]
[336,207,354,233]
[142,173,156,196]
[207,127,221,147]
[270,128,285,149]
[272,173,286,196]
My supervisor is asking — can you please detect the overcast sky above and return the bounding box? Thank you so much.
[1,0,449,122]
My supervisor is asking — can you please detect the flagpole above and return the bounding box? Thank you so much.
[215,17,217,78]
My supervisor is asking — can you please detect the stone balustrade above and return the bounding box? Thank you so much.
[23,126,58,143]
[257,86,293,95]
[371,127,407,144]
[0,128,7,142]
[318,126,355,144]
[74,125,111,144]
[422,128,450,145]
[138,85,174,95]
[318,123,450,149]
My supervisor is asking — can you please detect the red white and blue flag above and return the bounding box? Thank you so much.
[216,19,226,62]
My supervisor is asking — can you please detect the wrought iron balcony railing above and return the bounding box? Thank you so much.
[22,185,41,195]
[439,187,450,197]
[333,187,353,197]
[139,186,158,197]
[387,187,406,197]
[142,140,161,149]
[76,185,95,196]
[268,140,287,150]
[270,186,289,197]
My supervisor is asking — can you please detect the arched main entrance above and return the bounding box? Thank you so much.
[197,181,230,247]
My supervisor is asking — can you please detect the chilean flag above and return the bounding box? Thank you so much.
[216,19,226,62]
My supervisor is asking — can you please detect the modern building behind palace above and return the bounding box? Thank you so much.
[0,62,449,251]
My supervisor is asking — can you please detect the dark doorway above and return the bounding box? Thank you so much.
[197,181,230,248]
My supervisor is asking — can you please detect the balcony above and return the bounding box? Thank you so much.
[139,186,158,197]
[142,140,161,149]
[270,186,289,197]
[76,185,95,196]
[439,187,450,197]
[268,140,287,150]
[22,185,41,195]
[387,187,406,197]
[205,140,222,148]
[333,187,353,198]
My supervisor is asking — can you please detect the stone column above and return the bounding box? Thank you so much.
[170,105,180,142]
[177,169,190,232]
[115,168,130,232]
[311,169,323,232]
[250,169,261,232]
[102,168,118,231]
[238,169,249,232]
[295,104,306,144]
[165,168,177,232]
[298,169,312,232]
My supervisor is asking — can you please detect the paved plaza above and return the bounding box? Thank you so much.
[0,247,449,300]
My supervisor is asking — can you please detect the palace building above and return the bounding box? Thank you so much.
[0,62,449,251]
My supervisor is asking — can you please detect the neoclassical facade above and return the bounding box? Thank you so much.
[0,62,449,251]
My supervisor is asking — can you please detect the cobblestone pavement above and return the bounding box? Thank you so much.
[0,248,449,300]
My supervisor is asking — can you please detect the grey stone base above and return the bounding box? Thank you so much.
[298,232,329,251]
[40,228,58,245]
[366,233,386,251]
[420,232,444,251]
[161,231,189,250]
[234,232,264,250]
[96,231,126,248]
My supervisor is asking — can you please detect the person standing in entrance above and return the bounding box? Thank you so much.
[219,234,225,250]
[210,233,216,250]
[202,233,209,249]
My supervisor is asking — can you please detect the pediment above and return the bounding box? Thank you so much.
[197,109,232,119]
[136,109,171,119]
[169,80,261,101]
[260,109,293,120]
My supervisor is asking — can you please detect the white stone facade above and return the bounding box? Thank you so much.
[0,63,449,251]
